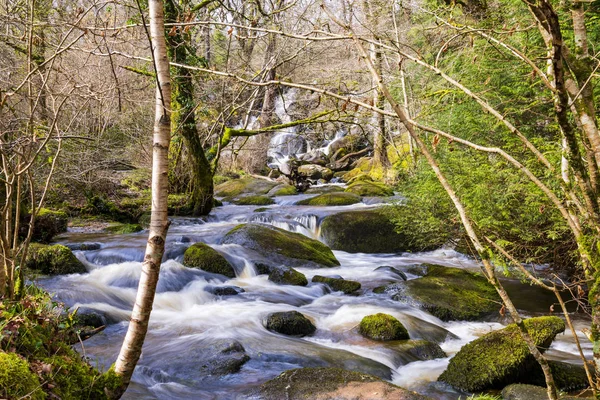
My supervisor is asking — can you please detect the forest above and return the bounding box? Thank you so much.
[1,0,599,398]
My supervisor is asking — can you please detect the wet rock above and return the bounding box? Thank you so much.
[312,275,361,294]
[373,283,404,295]
[375,266,407,281]
[199,341,250,375]
[359,313,409,341]
[265,311,316,336]
[305,185,345,194]
[183,242,236,278]
[229,195,275,206]
[64,242,102,251]
[393,340,446,362]
[501,383,583,400]
[26,244,87,275]
[222,224,340,269]
[402,264,500,321]
[29,208,68,243]
[214,177,278,197]
[268,266,308,286]
[296,192,361,206]
[525,360,590,392]
[259,367,431,400]
[297,164,334,181]
[204,285,245,296]
[254,262,275,275]
[269,184,298,196]
[438,316,566,392]
[345,181,394,197]
[74,307,108,328]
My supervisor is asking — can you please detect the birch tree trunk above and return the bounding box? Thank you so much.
[110,0,171,395]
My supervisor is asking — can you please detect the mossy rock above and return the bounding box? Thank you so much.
[270,184,298,196]
[296,192,362,206]
[183,242,235,278]
[312,275,361,294]
[105,223,143,234]
[297,164,334,181]
[265,311,316,336]
[31,208,68,243]
[403,265,500,321]
[501,383,583,400]
[232,195,275,206]
[438,316,566,392]
[305,185,345,194]
[167,194,194,215]
[269,266,308,286]
[524,360,590,392]
[320,210,408,253]
[26,244,87,275]
[394,340,446,361]
[259,367,430,400]
[345,181,394,197]
[215,177,277,197]
[0,351,45,400]
[222,224,340,268]
[359,313,409,341]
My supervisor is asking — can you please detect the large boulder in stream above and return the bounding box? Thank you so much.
[297,164,334,181]
[259,367,431,400]
[222,224,340,268]
[26,244,87,275]
[359,313,409,341]
[400,264,500,321]
[438,316,566,392]
[183,242,236,278]
[296,192,362,206]
[345,181,394,197]
[214,177,278,198]
[265,311,316,336]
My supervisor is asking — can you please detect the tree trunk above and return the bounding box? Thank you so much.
[111,0,171,395]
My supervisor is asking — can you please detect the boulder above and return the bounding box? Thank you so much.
[269,184,298,196]
[222,224,340,268]
[312,275,361,294]
[65,242,101,251]
[305,185,345,194]
[26,244,87,275]
[393,340,446,362]
[204,285,245,296]
[214,177,278,197]
[525,360,590,392]
[230,195,275,206]
[402,265,500,321]
[345,181,394,197]
[199,341,250,375]
[320,210,407,253]
[74,307,108,328]
[359,313,409,341]
[183,243,236,278]
[265,311,316,336]
[501,383,583,400]
[296,192,361,206]
[374,266,407,281]
[269,266,308,286]
[438,316,566,392]
[297,164,334,181]
[259,367,431,400]
[30,208,68,243]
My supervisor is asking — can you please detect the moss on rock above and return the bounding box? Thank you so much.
[296,192,362,206]
[26,244,87,275]
[0,351,45,400]
[31,208,68,243]
[105,223,143,234]
[312,275,361,294]
[232,195,275,206]
[403,265,500,321]
[183,242,235,278]
[215,177,277,197]
[345,181,394,197]
[222,224,340,268]
[271,184,298,196]
[438,316,566,392]
[305,185,345,194]
[269,266,308,286]
[265,311,316,336]
[359,313,409,341]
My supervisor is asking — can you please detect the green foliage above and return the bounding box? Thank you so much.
[0,351,45,399]
[105,223,143,234]
[358,313,409,341]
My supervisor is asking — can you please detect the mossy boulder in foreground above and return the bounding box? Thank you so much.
[345,181,394,197]
[214,177,277,197]
[312,275,361,294]
[26,244,87,275]
[259,367,431,400]
[296,192,362,206]
[222,224,340,268]
[359,313,409,341]
[31,208,68,243]
[0,351,45,400]
[265,311,316,336]
[183,242,236,278]
[320,210,409,253]
[269,266,308,286]
[402,264,500,321]
[438,316,566,392]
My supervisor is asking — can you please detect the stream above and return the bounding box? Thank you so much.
[37,192,592,399]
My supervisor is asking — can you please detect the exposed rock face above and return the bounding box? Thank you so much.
[222,224,340,268]
[359,313,409,341]
[26,244,87,275]
[183,242,236,278]
[438,316,566,392]
[265,311,316,336]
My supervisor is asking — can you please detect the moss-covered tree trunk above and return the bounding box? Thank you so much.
[165,0,213,216]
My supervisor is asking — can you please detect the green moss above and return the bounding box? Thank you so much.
[232,195,275,205]
[305,185,345,194]
[345,181,394,197]
[32,208,68,243]
[183,242,235,277]
[254,207,270,213]
[121,169,151,192]
[296,192,362,206]
[168,194,194,215]
[404,265,500,321]
[222,224,340,268]
[214,177,277,197]
[438,316,566,392]
[26,244,87,275]
[272,184,298,196]
[105,223,143,234]
[359,313,409,341]
[0,352,45,400]
[269,267,308,286]
[312,275,361,294]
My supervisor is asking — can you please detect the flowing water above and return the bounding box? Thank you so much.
[38,192,592,399]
